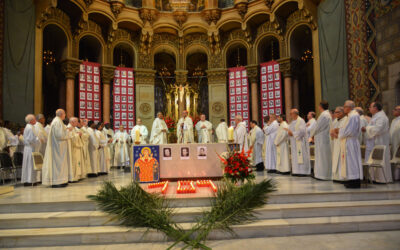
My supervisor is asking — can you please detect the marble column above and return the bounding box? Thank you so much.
[135,68,156,132]
[206,68,228,126]
[61,58,81,118]
[292,78,299,109]
[246,64,259,123]
[284,75,293,120]
[101,65,116,124]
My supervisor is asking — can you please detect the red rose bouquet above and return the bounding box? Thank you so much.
[164,117,176,133]
[217,147,255,184]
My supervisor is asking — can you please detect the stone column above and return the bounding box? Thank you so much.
[206,68,228,126]
[292,78,299,109]
[101,65,116,124]
[61,58,81,118]
[279,58,293,120]
[174,70,188,116]
[246,64,259,123]
[135,68,156,132]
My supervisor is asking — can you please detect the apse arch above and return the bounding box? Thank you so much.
[255,34,281,63]
[152,44,180,69]
[78,34,104,64]
[42,22,72,59]
[223,40,249,68]
[112,41,136,68]
[183,44,210,70]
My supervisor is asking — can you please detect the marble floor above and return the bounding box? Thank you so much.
[0,169,400,204]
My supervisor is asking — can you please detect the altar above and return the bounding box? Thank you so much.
[132,143,227,181]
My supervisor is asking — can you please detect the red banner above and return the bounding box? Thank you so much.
[79,61,101,122]
[259,61,282,124]
[228,67,250,129]
[113,67,135,131]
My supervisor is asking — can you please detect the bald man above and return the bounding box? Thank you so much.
[234,115,248,151]
[42,109,73,188]
[131,118,148,144]
[21,114,40,186]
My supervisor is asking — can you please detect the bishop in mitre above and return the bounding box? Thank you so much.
[215,119,228,143]
[177,110,194,144]
[67,117,83,182]
[42,109,73,188]
[286,109,311,176]
[249,120,264,171]
[234,115,248,151]
[195,114,213,143]
[274,114,291,174]
[131,118,148,144]
[34,114,47,156]
[113,126,130,168]
[21,114,40,186]
[150,112,168,144]
[330,106,346,182]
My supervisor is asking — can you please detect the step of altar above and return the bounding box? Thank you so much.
[1,189,400,213]
[1,214,400,248]
[1,200,400,229]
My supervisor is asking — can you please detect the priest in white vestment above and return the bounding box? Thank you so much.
[215,119,228,143]
[390,106,400,180]
[363,102,393,183]
[286,109,311,176]
[67,117,83,181]
[264,114,279,173]
[310,101,332,180]
[274,114,291,174]
[113,126,130,167]
[150,112,168,144]
[96,123,110,174]
[0,126,7,151]
[306,112,316,141]
[331,107,347,182]
[21,114,40,185]
[249,120,265,171]
[355,108,368,145]
[338,101,363,188]
[42,109,73,188]
[177,110,194,144]
[234,115,248,151]
[131,118,149,144]
[195,114,213,143]
[34,114,47,157]
[103,123,115,167]
[79,119,91,178]
[87,121,100,176]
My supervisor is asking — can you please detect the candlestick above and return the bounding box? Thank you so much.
[228,126,234,142]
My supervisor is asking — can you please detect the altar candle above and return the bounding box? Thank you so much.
[228,126,234,141]
[135,129,140,143]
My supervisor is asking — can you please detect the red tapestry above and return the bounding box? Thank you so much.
[228,67,250,129]
[79,61,101,122]
[113,67,135,131]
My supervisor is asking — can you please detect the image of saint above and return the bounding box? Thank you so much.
[134,147,160,182]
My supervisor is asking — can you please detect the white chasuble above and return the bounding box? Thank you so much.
[177,117,194,143]
[216,122,228,143]
[274,121,291,173]
[365,110,392,183]
[113,131,130,166]
[310,110,332,180]
[263,120,279,170]
[150,118,168,144]
[97,130,110,173]
[42,117,70,186]
[21,124,40,183]
[195,120,213,143]
[234,121,248,151]
[68,125,83,181]
[331,117,347,181]
[338,110,363,180]
[87,127,100,174]
[131,125,149,144]
[249,126,264,165]
[289,117,311,175]
[80,127,91,177]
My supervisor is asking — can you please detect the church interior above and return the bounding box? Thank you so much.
[1,0,400,249]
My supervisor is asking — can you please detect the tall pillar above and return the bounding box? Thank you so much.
[246,64,259,123]
[101,65,116,124]
[61,58,81,118]
[135,68,156,132]
[279,58,294,120]
[312,28,322,115]
[292,78,299,109]
[206,68,227,126]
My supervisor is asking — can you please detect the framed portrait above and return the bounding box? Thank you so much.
[94,112,99,119]
[229,72,234,79]
[236,79,241,86]
[243,95,248,102]
[267,65,272,73]
[128,87,133,95]
[230,88,235,95]
[236,87,241,95]
[236,104,242,110]
[87,93,92,100]
[231,121,235,127]
[269,92,274,99]
[80,92,85,100]
[114,121,120,128]
[237,112,242,117]
[197,146,207,160]
[115,112,120,119]
[80,110,86,118]
[231,112,235,119]
[275,91,281,98]
[275,99,281,107]
[94,66,99,74]
[121,96,127,103]
[236,96,241,102]
[121,87,127,95]
[269,100,274,107]
[80,74,85,81]
[115,104,120,111]
[262,84,267,91]
[276,109,281,115]
[242,70,247,77]
[128,79,133,86]
[128,71,133,78]
[268,74,273,82]
[121,79,126,86]
[80,101,85,109]
[262,92,267,100]
[274,64,279,72]
[230,104,235,111]
[242,78,247,86]
[128,104,133,111]
[263,101,268,108]
[115,79,120,85]
[269,109,275,115]
[235,71,241,78]
[128,113,134,119]
[80,83,85,91]
[243,112,248,119]
[94,93,99,101]
[180,147,190,160]
[115,70,120,77]
[87,102,92,109]
[93,83,98,92]
[87,74,92,83]
[87,84,92,91]
[128,96,134,103]
[243,103,248,110]
[268,83,273,90]
[261,67,266,74]
[115,87,120,94]
[94,75,99,83]
[121,70,127,77]
[121,113,127,119]
[230,96,235,103]
[242,87,247,94]
[115,96,120,102]
[94,102,99,110]
[163,147,172,160]
[275,81,280,89]
[87,65,92,73]
[128,121,134,128]
[274,73,280,80]
[87,111,93,119]
[230,80,234,87]
[261,75,267,83]
[122,121,127,127]
[263,110,268,116]
[121,104,127,111]
[80,64,85,72]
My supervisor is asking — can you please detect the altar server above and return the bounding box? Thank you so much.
[274,114,291,174]
[113,126,130,167]
[177,110,194,144]
[215,119,228,143]
[195,114,213,143]
[87,121,100,176]
[363,102,392,183]
[80,119,91,177]
[96,122,110,175]
[286,109,311,176]
[150,112,168,144]
[331,106,346,182]
[264,114,279,173]
[21,114,40,186]
[338,101,363,188]
[390,106,400,180]
[42,109,72,188]
[310,101,332,180]
[34,114,47,156]
[67,117,83,181]
[249,120,265,171]
[234,115,248,151]
[306,111,316,141]
[131,118,148,144]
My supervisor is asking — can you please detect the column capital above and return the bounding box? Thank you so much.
[206,68,227,84]
[101,64,116,85]
[61,57,81,80]
[245,64,259,82]
[135,68,156,85]
[278,57,302,78]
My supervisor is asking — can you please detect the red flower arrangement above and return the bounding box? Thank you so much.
[191,116,200,128]
[164,117,176,133]
[217,147,255,184]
